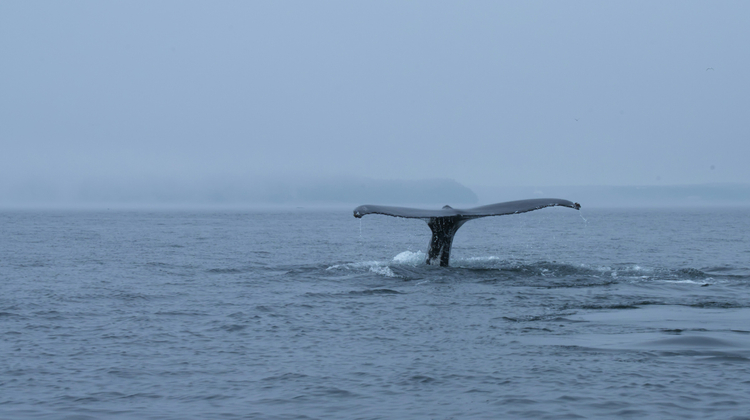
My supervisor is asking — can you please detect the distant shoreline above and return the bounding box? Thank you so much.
[2,179,750,209]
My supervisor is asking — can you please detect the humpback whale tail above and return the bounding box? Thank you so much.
[353,198,581,267]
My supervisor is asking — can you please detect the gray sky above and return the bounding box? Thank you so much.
[2,1,749,196]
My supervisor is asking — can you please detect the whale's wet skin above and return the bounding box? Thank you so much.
[1,207,749,419]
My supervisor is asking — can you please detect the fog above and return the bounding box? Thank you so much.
[2,1,749,206]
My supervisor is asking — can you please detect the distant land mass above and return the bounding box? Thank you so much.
[293,177,478,205]
[0,176,478,207]
[3,177,750,208]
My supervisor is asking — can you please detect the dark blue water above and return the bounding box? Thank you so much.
[2,207,749,419]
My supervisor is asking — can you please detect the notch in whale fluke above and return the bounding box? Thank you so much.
[353,198,581,266]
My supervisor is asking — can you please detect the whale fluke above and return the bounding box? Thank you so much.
[353,198,581,266]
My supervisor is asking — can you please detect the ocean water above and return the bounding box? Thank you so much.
[1,207,749,419]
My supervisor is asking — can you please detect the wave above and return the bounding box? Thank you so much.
[326,251,426,278]
[323,251,750,287]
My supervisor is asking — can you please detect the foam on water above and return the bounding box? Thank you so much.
[326,251,425,278]
[327,260,399,277]
[662,279,710,285]
[329,254,744,288]
[391,250,425,265]
[326,261,382,270]
[367,264,396,277]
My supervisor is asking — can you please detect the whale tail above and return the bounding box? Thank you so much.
[353,198,581,267]
[425,216,466,266]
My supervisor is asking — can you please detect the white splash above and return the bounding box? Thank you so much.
[327,261,382,270]
[392,250,425,265]
[463,256,501,262]
[662,280,709,285]
[369,265,396,277]
[326,260,398,277]
[452,256,502,269]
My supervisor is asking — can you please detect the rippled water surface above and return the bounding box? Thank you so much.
[1,207,750,419]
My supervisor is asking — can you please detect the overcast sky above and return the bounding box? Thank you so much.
[2,1,749,194]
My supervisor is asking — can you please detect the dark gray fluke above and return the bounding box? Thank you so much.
[353,198,581,267]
